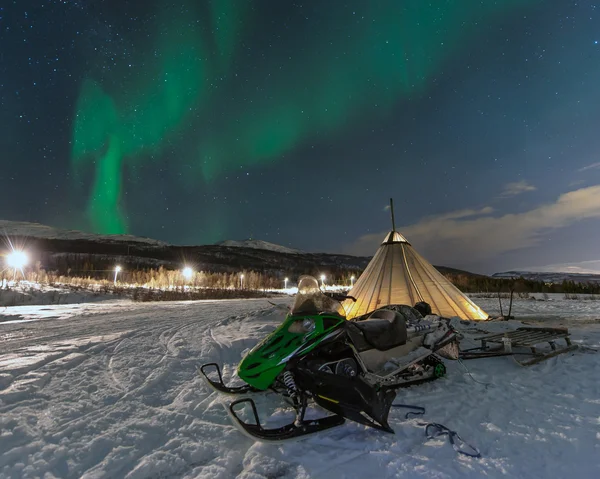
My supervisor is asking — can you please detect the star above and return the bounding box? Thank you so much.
[1,0,599,275]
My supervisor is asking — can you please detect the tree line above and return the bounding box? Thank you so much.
[3,257,600,294]
[446,273,600,295]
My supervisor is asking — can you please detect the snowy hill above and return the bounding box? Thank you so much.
[0,219,369,277]
[492,270,600,284]
[216,239,304,255]
[0,219,484,281]
[0,220,168,246]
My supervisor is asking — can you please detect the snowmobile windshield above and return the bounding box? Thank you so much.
[291,276,345,316]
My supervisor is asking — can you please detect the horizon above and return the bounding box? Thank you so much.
[4,218,600,278]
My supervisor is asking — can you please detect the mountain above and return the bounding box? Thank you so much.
[492,270,600,284]
[216,239,304,255]
[0,220,484,281]
[0,220,368,277]
[0,220,167,246]
[434,265,488,278]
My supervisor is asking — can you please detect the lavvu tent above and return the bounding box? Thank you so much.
[343,230,488,320]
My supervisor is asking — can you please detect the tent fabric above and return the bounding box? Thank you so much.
[343,231,489,320]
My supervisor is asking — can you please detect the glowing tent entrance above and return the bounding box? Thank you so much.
[343,230,488,320]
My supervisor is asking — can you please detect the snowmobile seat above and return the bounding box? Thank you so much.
[350,309,408,351]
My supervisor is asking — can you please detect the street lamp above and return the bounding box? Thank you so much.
[240,274,244,289]
[6,249,28,280]
[320,274,326,288]
[284,277,289,289]
[350,275,355,287]
[114,265,122,285]
[182,266,193,281]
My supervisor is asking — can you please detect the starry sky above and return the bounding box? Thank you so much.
[2,0,600,275]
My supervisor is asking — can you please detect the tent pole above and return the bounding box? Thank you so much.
[498,290,504,317]
[507,288,514,319]
[390,198,396,232]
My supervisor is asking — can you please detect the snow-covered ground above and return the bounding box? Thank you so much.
[0,296,599,478]
[0,282,122,308]
[0,281,345,308]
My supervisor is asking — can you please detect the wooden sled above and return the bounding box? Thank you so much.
[460,327,578,366]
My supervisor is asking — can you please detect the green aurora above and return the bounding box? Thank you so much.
[71,0,539,235]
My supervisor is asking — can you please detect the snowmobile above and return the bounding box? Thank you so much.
[200,275,460,442]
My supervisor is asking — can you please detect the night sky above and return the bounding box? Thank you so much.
[2,1,600,274]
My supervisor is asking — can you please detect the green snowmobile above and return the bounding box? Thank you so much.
[200,275,459,442]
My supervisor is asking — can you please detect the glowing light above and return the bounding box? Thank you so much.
[182,267,193,280]
[114,265,122,285]
[5,249,28,281]
[71,1,212,234]
[320,274,326,287]
[240,273,244,288]
[284,277,289,289]
[69,1,534,238]
[6,250,28,270]
[351,275,355,287]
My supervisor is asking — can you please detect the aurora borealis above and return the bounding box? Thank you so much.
[71,0,539,235]
[3,1,600,274]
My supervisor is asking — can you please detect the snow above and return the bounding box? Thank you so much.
[0,220,168,246]
[0,296,599,478]
[0,281,123,309]
[216,239,304,255]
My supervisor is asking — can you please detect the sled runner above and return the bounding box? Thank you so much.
[461,326,578,365]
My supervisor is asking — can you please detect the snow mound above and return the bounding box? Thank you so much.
[0,220,168,246]
[0,281,123,309]
[216,239,303,254]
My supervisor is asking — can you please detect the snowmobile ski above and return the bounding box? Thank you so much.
[228,398,345,442]
[199,363,262,395]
